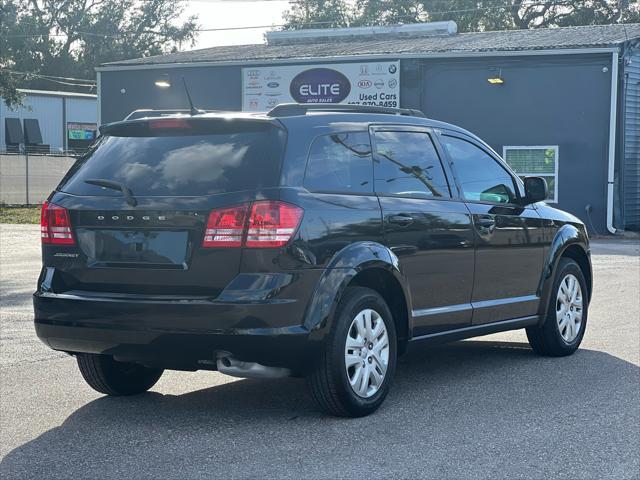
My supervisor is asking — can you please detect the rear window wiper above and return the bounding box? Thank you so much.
[84,179,138,207]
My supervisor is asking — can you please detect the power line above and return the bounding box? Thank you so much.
[4,70,96,88]
[5,70,95,84]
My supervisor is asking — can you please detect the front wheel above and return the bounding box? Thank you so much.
[76,353,164,396]
[307,287,397,417]
[526,258,589,356]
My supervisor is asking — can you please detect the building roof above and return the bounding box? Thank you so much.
[102,23,640,69]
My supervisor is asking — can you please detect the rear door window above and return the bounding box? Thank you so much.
[373,130,451,199]
[304,132,373,194]
[59,120,285,197]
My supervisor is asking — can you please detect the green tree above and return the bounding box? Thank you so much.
[283,0,640,33]
[352,0,425,26]
[0,0,199,108]
[282,0,352,29]
[1,0,26,108]
[423,0,640,32]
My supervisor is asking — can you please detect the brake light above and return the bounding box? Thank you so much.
[41,201,75,245]
[148,118,191,130]
[202,204,249,247]
[202,201,303,248]
[246,201,303,248]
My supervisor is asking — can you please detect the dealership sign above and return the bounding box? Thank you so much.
[242,61,400,111]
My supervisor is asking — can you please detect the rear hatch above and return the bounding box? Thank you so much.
[43,116,286,297]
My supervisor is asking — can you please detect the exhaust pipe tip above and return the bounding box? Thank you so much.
[216,352,291,379]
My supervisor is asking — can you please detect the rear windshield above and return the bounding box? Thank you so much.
[59,120,285,197]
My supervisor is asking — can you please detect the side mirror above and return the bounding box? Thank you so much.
[523,176,548,204]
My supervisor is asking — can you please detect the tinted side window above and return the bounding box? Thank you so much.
[440,136,517,204]
[373,131,450,199]
[304,132,373,194]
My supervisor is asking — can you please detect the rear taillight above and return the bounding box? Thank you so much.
[202,201,303,249]
[203,204,249,247]
[246,201,303,248]
[41,201,75,245]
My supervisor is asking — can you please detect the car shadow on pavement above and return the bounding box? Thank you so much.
[2,340,639,479]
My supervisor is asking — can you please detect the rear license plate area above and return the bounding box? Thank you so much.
[76,229,189,268]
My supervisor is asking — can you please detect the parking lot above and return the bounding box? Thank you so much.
[1,223,638,479]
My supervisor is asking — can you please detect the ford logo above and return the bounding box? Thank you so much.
[267,81,280,88]
[290,68,351,103]
[358,80,372,88]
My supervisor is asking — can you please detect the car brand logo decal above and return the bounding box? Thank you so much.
[267,82,280,88]
[96,215,168,222]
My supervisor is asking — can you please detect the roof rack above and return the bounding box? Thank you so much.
[266,103,426,118]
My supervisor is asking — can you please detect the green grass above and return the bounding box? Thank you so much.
[0,206,41,224]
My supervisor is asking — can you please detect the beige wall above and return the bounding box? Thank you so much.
[0,155,76,205]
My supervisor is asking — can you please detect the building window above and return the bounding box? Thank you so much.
[503,146,558,202]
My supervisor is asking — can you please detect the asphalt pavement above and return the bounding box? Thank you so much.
[1,224,638,479]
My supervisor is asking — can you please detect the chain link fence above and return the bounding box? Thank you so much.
[0,152,77,205]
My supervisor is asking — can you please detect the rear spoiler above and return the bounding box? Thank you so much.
[99,115,280,136]
[123,109,229,121]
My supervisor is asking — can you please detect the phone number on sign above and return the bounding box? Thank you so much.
[353,101,398,108]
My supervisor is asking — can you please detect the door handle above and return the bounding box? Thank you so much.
[388,214,414,226]
[476,216,496,229]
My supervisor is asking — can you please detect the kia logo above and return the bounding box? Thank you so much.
[267,81,280,88]
[358,80,372,89]
[290,68,351,104]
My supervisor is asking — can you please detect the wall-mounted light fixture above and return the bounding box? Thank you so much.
[487,68,504,85]
[155,74,171,88]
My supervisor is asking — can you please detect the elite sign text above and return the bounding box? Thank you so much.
[242,61,400,111]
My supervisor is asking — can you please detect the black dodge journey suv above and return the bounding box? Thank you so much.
[34,104,592,417]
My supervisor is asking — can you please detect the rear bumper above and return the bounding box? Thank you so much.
[33,291,317,370]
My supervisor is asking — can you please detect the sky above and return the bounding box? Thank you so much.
[182,0,291,49]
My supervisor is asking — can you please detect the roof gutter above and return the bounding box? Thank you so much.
[606,49,620,234]
[96,47,619,72]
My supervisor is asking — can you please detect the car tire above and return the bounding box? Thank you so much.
[307,287,397,417]
[76,353,164,396]
[526,258,588,356]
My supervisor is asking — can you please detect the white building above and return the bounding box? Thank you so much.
[0,89,97,153]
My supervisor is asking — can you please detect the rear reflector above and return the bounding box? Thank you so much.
[202,201,303,249]
[246,201,303,248]
[41,201,75,245]
[203,204,249,247]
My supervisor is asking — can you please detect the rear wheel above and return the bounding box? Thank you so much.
[526,258,588,356]
[307,287,397,417]
[76,353,164,396]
